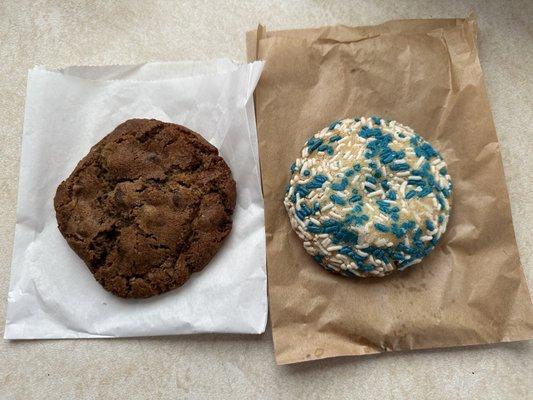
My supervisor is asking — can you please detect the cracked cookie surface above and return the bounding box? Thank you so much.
[54,119,236,298]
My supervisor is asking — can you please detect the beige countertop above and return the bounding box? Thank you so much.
[1,1,531,399]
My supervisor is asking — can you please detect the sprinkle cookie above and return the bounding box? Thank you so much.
[284,117,452,277]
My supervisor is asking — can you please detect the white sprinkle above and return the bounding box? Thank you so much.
[415,156,425,169]
[330,211,343,219]
[309,217,321,225]
[362,166,372,173]
[408,175,422,180]
[317,233,329,238]
[376,238,387,247]
[394,159,407,164]
[338,136,350,144]
[365,203,376,212]
[356,243,370,249]
[387,242,394,247]
[335,191,346,198]
[288,186,295,198]
[364,181,377,190]
[397,171,410,177]
[328,264,340,272]
[327,245,342,251]
[421,235,433,242]
[356,249,369,257]
[322,203,334,212]
[321,237,331,247]
[318,243,330,255]
[367,189,384,198]
[342,207,352,213]
[400,181,408,196]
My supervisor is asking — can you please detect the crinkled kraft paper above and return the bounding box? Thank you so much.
[247,16,533,364]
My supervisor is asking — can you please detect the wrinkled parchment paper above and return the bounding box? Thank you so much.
[247,16,533,364]
[5,59,267,339]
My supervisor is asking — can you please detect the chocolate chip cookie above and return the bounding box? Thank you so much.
[54,119,236,298]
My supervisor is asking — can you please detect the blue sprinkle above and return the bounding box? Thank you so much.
[314,175,328,183]
[285,184,290,193]
[345,169,354,177]
[442,188,451,198]
[387,190,397,200]
[376,200,389,208]
[324,226,339,233]
[371,116,382,125]
[359,127,382,138]
[300,203,311,216]
[329,135,342,142]
[290,162,297,173]
[436,193,446,210]
[405,190,417,199]
[374,171,382,179]
[438,215,444,223]
[426,219,435,231]
[381,181,390,191]
[391,224,405,238]
[398,132,406,138]
[353,164,361,173]
[307,224,321,233]
[402,220,416,230]
[408,179,424,186]
[369,162,378,170]
[313,254,324,263]
[352,204,363,213]
[303,170,311,176]
[358,263,375,272]
[329,120,341,130]
[380,152,395,164]
[331,178,349,191]
[413,228,423,244]
[419,143,439,158]
[354,215,369,226]
[390,163,410,172]
[374,223,389,232]
[365,175,377,184]
[330,194,346,205]
[307,137,323,152]
[349,194,362,203]
[439,167,447,176]
[296,209,306,220]
[418,186,432,197]
[391,251,405,261]
[313,202,320,213]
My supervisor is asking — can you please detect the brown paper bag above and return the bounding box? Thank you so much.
[247,16,533,365]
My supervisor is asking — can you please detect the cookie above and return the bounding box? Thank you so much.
[284,116,452,278]
[54,119,236,298]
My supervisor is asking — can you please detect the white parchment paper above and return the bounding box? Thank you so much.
[4,59,267,339]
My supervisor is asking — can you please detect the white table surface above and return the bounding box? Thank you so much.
[1,1,531,399]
